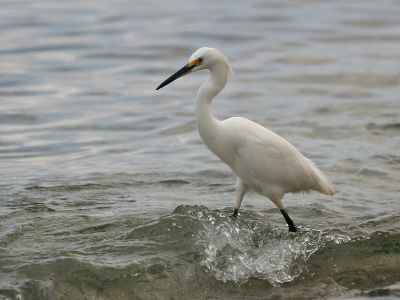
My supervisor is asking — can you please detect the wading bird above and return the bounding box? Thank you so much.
[156,47,334,232]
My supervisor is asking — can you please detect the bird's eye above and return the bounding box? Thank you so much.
[198,57,204,63]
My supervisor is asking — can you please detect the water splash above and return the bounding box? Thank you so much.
[124,205,355,287]
[173,205,325,286]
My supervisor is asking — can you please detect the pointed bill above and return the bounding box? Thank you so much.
[156,64,196,90]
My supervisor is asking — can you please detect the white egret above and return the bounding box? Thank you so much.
[156,47,334,232]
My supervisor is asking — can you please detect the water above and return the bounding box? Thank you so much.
[1,0,400,299]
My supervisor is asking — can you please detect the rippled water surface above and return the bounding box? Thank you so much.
[1,0,400,299]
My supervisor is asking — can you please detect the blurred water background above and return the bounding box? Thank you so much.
[1,0,400,299]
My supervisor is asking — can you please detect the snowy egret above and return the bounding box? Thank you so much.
[156,47,334,232]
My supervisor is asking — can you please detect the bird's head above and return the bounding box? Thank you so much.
[156,47,234,90]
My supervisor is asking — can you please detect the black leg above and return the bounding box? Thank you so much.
[280,209,297,232]
[230,208,239,219]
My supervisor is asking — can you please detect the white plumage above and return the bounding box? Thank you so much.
[157,47,334,232]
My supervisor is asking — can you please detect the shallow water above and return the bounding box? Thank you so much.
[1,0,400,299]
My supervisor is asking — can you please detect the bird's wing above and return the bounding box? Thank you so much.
[223,117,318,193]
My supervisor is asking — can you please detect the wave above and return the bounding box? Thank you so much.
[126,205,353,287]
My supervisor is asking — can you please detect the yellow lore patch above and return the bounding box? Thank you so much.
[188,57,204,67]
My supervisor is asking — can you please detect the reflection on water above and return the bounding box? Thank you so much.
[1,0,400,299]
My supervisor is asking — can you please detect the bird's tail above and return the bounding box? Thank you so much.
[308,159,335,196]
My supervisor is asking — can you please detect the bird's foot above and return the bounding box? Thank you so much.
[288,224,297,233]
[229,208,239,220]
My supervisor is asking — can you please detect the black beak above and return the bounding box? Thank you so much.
[156,64,196,90]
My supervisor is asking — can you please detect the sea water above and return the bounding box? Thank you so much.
[1,0,399,299]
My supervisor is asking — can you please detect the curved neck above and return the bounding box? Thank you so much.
[195,64,229,153]
[195,64,228,126]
